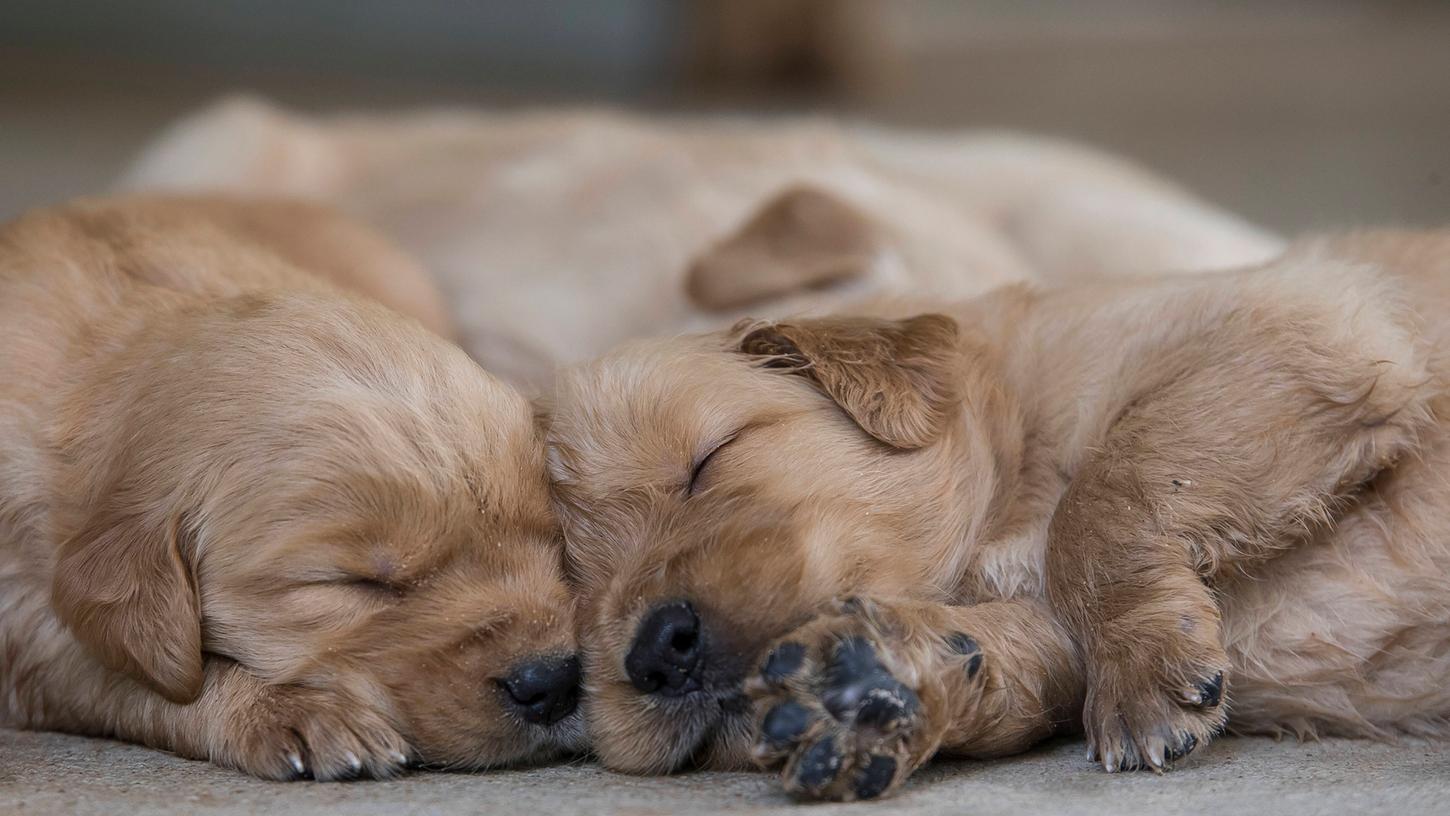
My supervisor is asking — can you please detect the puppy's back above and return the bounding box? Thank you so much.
[0,196,452,337]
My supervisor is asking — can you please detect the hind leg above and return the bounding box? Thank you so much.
[1223,453,1450,740]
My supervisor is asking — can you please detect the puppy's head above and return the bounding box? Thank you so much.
[548,314,990,772]
[50,293,583,768]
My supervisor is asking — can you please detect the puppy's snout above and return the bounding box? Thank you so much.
[625,600,704,696]
[501,654,581,725]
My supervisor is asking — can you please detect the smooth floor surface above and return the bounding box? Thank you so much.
[3,728,1445,816]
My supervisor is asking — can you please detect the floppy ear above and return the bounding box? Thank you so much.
[738,313,963,449]
[686,186,882,311]
[51,507,204,703]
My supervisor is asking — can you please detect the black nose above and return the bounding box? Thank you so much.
[625,600,704,696]
[500,654,581,725]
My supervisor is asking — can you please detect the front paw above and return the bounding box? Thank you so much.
[1084,613,1229,773]
[745,598,978,801]
[208,680,411,781]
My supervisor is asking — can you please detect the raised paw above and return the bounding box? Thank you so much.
[1084,630,1229,774]
[208,679,412,781]
[746,598,984,801]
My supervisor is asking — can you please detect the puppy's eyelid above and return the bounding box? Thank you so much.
[306,574,407,597]
[687,430,742,496]
[347,576,404,593]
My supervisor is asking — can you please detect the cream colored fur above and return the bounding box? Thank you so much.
[119,97,1282,391]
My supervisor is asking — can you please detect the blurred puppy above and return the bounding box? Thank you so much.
[119,97,1281,391]
[0,196,584,779]
[547,231,1450,800]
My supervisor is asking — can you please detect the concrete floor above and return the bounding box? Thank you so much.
[3,728,1446,816]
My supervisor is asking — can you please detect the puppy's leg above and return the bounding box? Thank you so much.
[1045,281,1436,772]
[13,645,410,780]
[746,597,1081,801]
[178,659,413,780]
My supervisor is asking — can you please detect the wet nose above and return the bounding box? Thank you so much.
[625,600,703,696]
[500,654,581,725]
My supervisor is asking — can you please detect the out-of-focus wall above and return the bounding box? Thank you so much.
[2,0,1447,232]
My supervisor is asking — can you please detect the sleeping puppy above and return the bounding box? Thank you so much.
[119,97,1282,391]
[0,196,584,779]
[546,231,1450,800]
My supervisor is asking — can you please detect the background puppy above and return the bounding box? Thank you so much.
[546,232,1450,800]
[0,196,584,779]
[119,98,1281,391]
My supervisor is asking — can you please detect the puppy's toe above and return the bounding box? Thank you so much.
[1085,659,1228,773]
[217,683,411,781]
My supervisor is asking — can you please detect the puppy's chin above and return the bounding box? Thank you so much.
[590,685,755,774]
[412,710,589,771]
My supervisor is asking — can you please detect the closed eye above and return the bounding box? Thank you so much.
[687,432,739,496]
[332,576,406,598]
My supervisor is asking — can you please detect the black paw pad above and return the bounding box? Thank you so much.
[824,637,881,685]
[820,637,906,722]
[854,684,920,729]
[1166,733,1198,762]
[946,632,979,655]
[966,653,983,679]
[761,642,806,684]
[761,701,812,747]
[947,632,984,679]
[1192,672,1224,708]
[853,755,898,800]
[795,735,843,792]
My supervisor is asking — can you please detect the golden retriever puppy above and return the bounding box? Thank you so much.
[119,97,1282,391]
[0,196,584,779]
[546,231,1450,800]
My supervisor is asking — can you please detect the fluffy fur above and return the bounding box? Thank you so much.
[119,97,1282,391]
[0,196,584,779]
[546,231,1450,800]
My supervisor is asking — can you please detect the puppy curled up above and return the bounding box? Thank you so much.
[0,196,583,779]
[547,230,1450,800]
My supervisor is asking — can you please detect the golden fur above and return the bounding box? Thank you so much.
[0,196,584,779]
[546,231,1450,800]
[120,97,1282,391]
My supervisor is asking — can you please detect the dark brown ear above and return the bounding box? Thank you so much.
[686,186,882,311]
[738,313,963,449]
[51,508,204,703]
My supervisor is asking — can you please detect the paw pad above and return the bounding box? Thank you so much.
[853,755,898,800]
[761,701,812,748]
[1186,672,1224,708]
[761,642,807,685]
[946,632,984,679]
[794,736,844,793]
[819,638,918,729]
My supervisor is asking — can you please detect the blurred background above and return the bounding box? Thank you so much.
[2,0,1447,232]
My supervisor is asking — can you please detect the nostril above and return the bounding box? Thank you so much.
[500,654,581,726]
[625,600,705,696]
[670,629,698,654]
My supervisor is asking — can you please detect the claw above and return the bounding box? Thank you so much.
[346,752,362,774]
[287,751,306,776]
[1145,738,1166,771]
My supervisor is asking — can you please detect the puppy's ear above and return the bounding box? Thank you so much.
[686,186,882,311]
[738,314,962,449]
[51,508,204,703]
